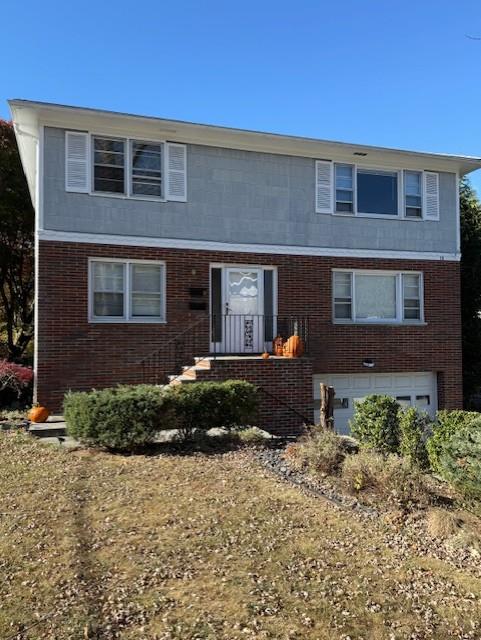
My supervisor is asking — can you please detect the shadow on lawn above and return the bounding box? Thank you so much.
[104,433,289,458]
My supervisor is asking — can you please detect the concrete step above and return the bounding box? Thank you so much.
[28,417,67,439]
[193,357,212,369]
[168,374,197,385]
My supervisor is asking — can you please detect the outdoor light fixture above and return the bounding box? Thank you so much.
[362,358,375,368]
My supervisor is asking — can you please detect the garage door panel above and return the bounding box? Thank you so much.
[374,375,393,389]
[353,377,372,390]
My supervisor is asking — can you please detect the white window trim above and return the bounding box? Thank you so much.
[90,133,169,203]
[88,257,167,323]
[331,163,437,221]
[332,268,425,325]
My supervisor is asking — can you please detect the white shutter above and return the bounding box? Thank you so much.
[166,143,187,202]
[315,160,333,213]
[65,131,89,193]
[423,171,439,221]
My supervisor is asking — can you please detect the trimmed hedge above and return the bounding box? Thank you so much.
[399,407,430,469]
[350,395,401,454]
[64,385,177,450]
[170,380,258,436]
[437,416,481,502]
[427,410,479,474]
[64,380,258,451]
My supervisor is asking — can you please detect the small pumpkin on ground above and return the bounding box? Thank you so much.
[28,405,50,423]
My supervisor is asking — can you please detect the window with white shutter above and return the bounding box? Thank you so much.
[315,160,333,214]
[166,143,187,202]
[65,132,89,192]
[423,172,440,221]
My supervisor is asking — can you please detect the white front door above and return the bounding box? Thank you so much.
[223,268,264,353]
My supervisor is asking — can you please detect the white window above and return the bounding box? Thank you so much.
[93,137,126,194]
[90,259,166,322]
[333,270,423,324]
[131,141,162,198]
[404,171,422,218]
[317,162,440,220]
[335,164,354,213]
[357,168,398,216]
[66,131,186,201]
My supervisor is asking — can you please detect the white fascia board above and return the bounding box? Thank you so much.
[37,229,461,262]
[9,99,481,176]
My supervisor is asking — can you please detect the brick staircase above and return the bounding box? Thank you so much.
[168,357,213,385]
[166,354,314,436]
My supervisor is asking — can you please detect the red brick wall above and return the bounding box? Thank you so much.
[37,240,462,416]
[193,357,313,436]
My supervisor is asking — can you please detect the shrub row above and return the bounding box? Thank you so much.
[349,395,481,504]
[64,380,258,451]
[350,395,430,468]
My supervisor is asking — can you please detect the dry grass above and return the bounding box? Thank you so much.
[1,432,481,639]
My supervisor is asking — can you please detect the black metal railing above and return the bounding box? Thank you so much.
[211,314,309,356]
[139,314,311,385]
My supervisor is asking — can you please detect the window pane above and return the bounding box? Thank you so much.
[94,292,124,317]
[131,264,162,293]
[335,302,352,319]
[132,293,162,317]
[405,171,421,195]
[130,264,163,318]
[92,262,124,317]
[335,164,353,189]
[396,396,412,409]
[357,170,398,215]
[93,262,124,292]
[405,207,422,219]
[335,200,353,213]
[93,137,125,194]
[403,274,421,320]
[132,141,162,197]
[334,272,352,298]
[336,189,353,203]
[355,274,396,320]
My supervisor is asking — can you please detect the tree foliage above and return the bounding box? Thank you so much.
[0,119,34,361]
[460,178,481,402]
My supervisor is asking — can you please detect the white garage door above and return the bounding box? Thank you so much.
[313,372,437,435]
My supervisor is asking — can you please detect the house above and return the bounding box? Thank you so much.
[10,99,481,434]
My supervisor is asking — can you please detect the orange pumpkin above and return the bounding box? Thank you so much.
[28,406,50,423]
[262,351,270,359]
[273,336,284,356]
[282,323,304,358]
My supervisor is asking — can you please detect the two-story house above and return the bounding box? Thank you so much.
[10,99,481,434]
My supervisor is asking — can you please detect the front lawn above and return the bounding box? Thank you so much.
[1,433,481,639]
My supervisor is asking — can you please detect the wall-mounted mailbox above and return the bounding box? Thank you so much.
[188,286,208,311]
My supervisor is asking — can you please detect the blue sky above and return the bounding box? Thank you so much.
[3,0,481,192]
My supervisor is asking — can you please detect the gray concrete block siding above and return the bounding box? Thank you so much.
[43,127,458,253]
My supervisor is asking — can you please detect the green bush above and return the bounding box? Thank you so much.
[65,380,259,450]
[170,380,258,437]
[427,410,479,474]
[399,407,431,469]
[350,395,401,454]
[437,417,481,502]
[64,385,177,451]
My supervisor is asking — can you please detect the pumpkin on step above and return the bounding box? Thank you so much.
[28,405,50,423]
[282,323,304,358]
